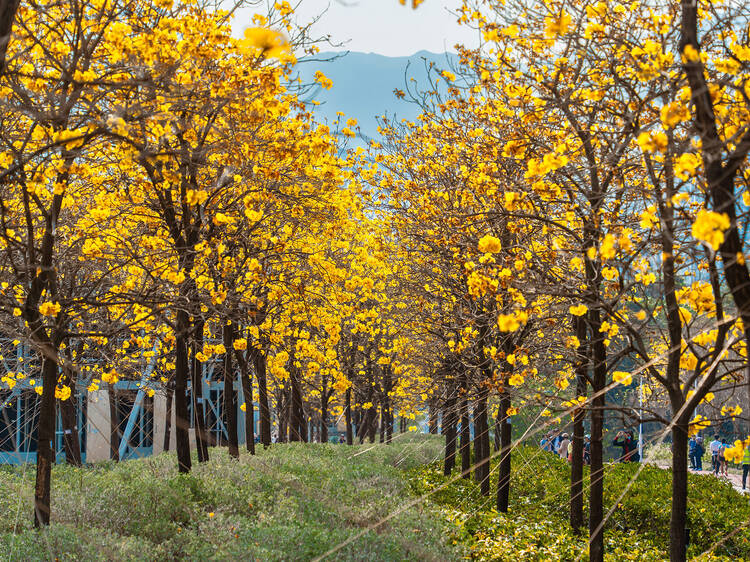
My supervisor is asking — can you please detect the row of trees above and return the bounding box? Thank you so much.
[3,1,750,561]
[374,1,750,561]
[0,0,434,530]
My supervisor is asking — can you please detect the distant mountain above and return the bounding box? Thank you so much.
[293,50,458,144]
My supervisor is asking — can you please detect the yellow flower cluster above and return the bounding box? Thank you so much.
[692,210,730,250]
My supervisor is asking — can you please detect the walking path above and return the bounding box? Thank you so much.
[692,467,747,494]
[652,461,748,494]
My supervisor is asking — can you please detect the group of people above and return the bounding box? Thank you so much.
[539,430,591,465]
[693,435,739,477]
[540,428,640,464]
[693,435,750,491]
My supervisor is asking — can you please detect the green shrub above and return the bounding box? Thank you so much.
[409,445,750,560]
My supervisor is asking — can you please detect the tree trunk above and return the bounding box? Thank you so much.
[368,402,378,443]
[670,412,690,562]
[289,361,301,442]
[496,388,512,512]
[223,324,239,459]
[59,362,81,466]
[379,402,386,443]
[493,415,501,453]
[570,315,588,533]
[278,388,289,443]
[163,382,173,452]
[174,309,192,473]
[291,363,307,442]
[59,392,81,466]
[345,387,353,445]
[443,382,458,476]
[473,396,490,495]
[460,384,471,478]
[34,355,57,527]
[238,348,255,454]
[320,388,329,444]
[428,401,438,434]
[108,383,120,461]
[588,307,607,562]
[0,0,20,75]
[252,344,271,447]
[383,366,393,444]
[192,319,209,462]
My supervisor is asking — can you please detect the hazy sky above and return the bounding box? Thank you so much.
[235,0,479,57]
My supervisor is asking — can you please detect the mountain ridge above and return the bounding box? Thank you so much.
[295,50,458,143]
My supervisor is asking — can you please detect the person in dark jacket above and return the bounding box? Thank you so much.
[613,430,637,462]
[693,436,705,471]
[689,436,698,470]
[583,435,591,465]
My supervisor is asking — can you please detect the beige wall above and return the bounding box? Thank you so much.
[86,388,111,462]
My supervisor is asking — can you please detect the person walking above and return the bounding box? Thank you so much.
[694,436,705,471]
[557,433,570,460]
[742,442,750,491]
[552,431,562,454]
[583,435,591,465]
[689,436,697,470]
[710,435,722,475]
[719,439,729,477]
[540,432,551,451]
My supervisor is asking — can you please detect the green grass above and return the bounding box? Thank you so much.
[0,434,460,561]
[409,445,750,561]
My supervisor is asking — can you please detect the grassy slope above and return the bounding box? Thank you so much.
[0,434,459,561]
[410,445,750,561]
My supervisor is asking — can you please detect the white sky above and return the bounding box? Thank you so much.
[235,0,479,57]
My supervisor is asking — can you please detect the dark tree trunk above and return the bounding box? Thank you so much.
[34,355,57,527]
[570,315,588,533]
[428,401,438,434]
[290,361,307,442]
[108,383,120,461]
[473,395,490,495]
[320,385,329,444]
[238,348,255,454]
[345,387,353,445]
[223,324,239,459]
[379,402,386,443]
[59,362,81,467]
[358,399,372,443]
[368,402,378,443]
[443,382,458,476]
[174,309,192,473]
[680,3,750,508]
[163,382,173,452]
[493,415,501,453]
[670,413,690,562]
[385,408,393,443]
[496,388,512,512]
[192,319,209,462]
[383,366,393,444]
[588,307,607,562]
[278,388,289,443]
[0,0,20,75]
[252,344,271,447]
[459,384,471,478]
[289,360,302,442]
[59,393,81,466]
